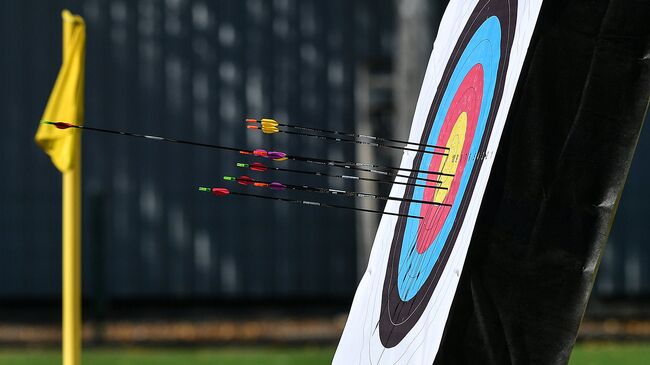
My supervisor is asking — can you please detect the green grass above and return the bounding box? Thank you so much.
[569,343,650,365]
[0,343,646,364]
[0,347,333,365]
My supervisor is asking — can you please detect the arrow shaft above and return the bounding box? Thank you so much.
[285,153,453,178]
[284,155,450,182]
[271,165,440,190]
[250,126,448,156]
[56,123,245,153]
[261,120,449,151]
[211,189,422,219]
[234,177,450,207]
[300,185,451,207]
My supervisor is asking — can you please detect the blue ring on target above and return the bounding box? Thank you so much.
[397,17,502,301]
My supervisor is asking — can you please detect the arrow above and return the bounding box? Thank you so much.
[223,175,451,207]
[236,162,445,190]
[237,146,453,178]
[41,120,246,153]
[247,118,449,151]
[198,187,423,219]
[42,120,454,178]
[246,124,448,156]
[235,163,442,186]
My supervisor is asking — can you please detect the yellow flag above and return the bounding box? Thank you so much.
[35,10,85,172]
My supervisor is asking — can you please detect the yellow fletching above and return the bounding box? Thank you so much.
[261,118,279,127]
[262,126,279,134]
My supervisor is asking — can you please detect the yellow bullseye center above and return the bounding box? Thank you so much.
[433,112,467,204]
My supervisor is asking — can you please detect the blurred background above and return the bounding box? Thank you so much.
[1,0,648,363]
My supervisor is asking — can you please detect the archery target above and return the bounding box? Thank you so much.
[379,0,517,347]
[333,0,543,363]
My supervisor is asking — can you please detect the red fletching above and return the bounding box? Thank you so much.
[211,188,230,196]
[236,175,254,186]
[253,149,268,157]
[250,162,268,172]
[54,122,74,129]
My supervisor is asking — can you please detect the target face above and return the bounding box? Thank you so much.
[333,1,543,363]
[379,0,518,347]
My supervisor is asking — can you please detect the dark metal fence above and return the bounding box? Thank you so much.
[0,0,394,300]
[0,0,647,304]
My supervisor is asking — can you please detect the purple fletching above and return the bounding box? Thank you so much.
[269,182,287,191]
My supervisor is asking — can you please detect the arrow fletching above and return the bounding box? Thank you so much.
[269,182,287,191]
[198,187,231,196]
[253,149,268,157]
[212,188,230,196]
[41,120,75,129]
[267,151,286,160]
[237,176,255,185]
[251,162,268,171]
[247,124,280,134]
[260,118,279,128]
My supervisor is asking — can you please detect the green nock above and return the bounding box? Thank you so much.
[223,176,236,181]
[198,187,210,192]
[236,163,248,168]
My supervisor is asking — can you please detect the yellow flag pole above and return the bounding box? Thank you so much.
[35,10,85,364]
[62,10,83,364]
[62,136,81,365]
